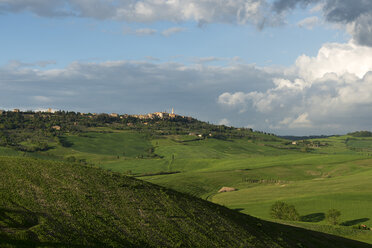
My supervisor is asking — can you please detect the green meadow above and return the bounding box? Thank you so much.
[2,116,372,245]
[2,156,370,247]
[36,131,372,244]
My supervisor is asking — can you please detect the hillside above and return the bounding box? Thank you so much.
[2,111,372,245]
[1,156,371,248]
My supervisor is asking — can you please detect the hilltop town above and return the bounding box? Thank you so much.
[0,108,190,121]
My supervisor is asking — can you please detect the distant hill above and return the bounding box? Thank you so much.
[348,131,372,137]
[0,110,279,153]
[279,135,334,141]
[0,156,371,248]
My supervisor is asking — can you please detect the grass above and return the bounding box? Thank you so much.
[2,156,370,247]
[65,131,153,158]
[3,129,372,245]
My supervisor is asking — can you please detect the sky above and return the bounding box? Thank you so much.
[1,0,372,135]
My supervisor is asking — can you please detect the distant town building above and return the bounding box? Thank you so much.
[110,113,119,118]
[0,110,3,115]
[13,109,20,113]
[47,108,53,113]
[52,125,61,131]
[130,109,187,120]
[169,108,176,118]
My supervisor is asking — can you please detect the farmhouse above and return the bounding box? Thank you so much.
[52,125,61,131]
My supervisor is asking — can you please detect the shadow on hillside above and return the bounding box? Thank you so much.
[0,235,89,248]
[0,208,41,229]
[300,213,325,223]
[342,218,370,226]
[233,208,245,212]
[0,208,145,248]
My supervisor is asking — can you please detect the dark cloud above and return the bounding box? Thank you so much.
[0,60,275,126]
[272,0,318,13]
[272,0,372,46]
[352,14,372,47]
[0,0,74,17]
[323,0,372,23]
[0,0,268,26]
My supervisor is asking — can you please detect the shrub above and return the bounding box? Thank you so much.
[326,209,341,225]
[270,201,300,221]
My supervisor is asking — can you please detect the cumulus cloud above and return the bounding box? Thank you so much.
[295,41,372,81]
[219,40,372,134]
[0,0,272,27]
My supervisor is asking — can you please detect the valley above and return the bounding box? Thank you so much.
[1,111,372,246]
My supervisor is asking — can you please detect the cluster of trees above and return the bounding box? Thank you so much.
[270,201,300,221]
[270,201,342,225]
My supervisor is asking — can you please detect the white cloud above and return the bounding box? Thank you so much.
[297,16,319,29]
[218,40,372,134]
[218,118,230,126]
[162,27,186,36]
[290,113,312,128]
[295,41,372,81]
[123,26,185,37]
[135,28,157,35]
[218,92,251,107]
[33,95,53,103]
[194,57,223,64]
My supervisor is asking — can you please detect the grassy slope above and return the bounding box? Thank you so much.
[14,131,372,244]
[1,156,371,248]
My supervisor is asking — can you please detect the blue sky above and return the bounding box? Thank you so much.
[1,0,372,135]
[1,7,346,67]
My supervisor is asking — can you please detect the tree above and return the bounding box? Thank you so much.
[270,201,300,221]
[326,209,341,225]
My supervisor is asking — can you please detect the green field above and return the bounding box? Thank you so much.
[2,119,372,245]
[38,131,372,243]
[3,156,370,247]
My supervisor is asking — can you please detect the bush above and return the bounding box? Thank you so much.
[326,209,341,225]
[270,201,300,221]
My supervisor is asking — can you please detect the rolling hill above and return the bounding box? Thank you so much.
[0,156,371,248]
[2,111,372,245]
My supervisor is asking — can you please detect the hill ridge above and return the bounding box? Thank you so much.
[1,156,371,248]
